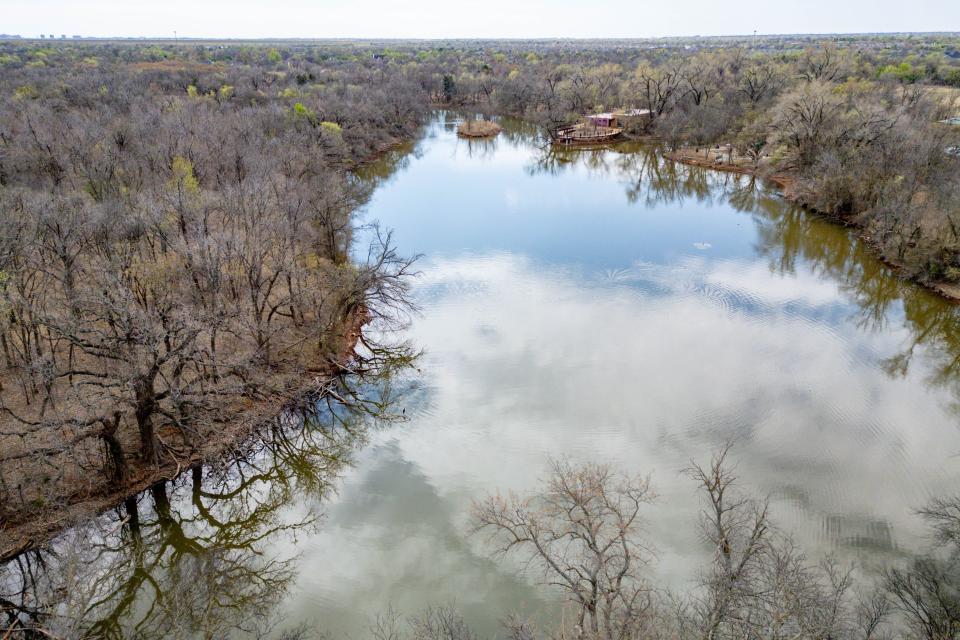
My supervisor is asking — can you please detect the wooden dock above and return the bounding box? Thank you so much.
[551,124,623,146]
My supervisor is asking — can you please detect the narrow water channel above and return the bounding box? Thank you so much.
[5,112,960,638]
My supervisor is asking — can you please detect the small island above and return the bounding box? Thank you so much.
[457,119,503,138]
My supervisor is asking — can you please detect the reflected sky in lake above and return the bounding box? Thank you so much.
[15,112,960,638]
[360,126,758,268]
[300,113,960,634]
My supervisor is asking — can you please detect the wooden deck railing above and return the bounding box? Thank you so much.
[552,125,623,145]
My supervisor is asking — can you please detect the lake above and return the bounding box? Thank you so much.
[5,112,960,638]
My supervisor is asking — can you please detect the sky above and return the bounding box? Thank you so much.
[5,0,960,39]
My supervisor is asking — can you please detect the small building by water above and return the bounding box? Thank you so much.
[553,108,652,145]
[585,109,652,129]
[587,112,619,128]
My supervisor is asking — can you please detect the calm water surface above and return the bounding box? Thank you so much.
[6,112,960,637]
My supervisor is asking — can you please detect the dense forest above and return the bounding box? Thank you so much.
[0,39,426,547]
[430,37,960,287]
[1,34,960,639]
[6,34,955,283]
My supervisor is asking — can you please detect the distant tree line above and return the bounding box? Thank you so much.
[424,42,960,285]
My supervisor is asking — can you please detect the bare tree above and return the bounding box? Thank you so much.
[684,444,888,640]
[470,459,656,639]
[685,444,772,640]
[884,496,960,640]
[798,44,846,83]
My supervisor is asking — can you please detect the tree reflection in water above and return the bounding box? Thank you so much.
[747,183,960,403]
[7,124,960,637]
[0,353,415,639]
[528,133,960,407]
[885,495,960,637]
[518,140,960,636]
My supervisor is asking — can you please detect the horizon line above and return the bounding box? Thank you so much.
[3,31,960,42]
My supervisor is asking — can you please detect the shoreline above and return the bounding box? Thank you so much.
[664,149,960,304]
[0,127,419,563]
[0,308,368,563]
[5,122,956,563]
[0,121,416,563]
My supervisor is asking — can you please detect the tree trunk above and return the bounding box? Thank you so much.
[134,374,159,465]
[123,495,141,544]
[101,411,127,486]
